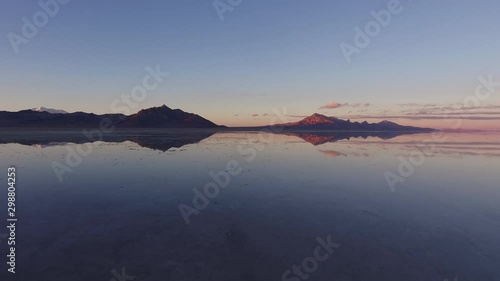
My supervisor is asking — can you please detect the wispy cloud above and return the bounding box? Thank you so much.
[398,103,437,107]
[342,103,500,121]
[319,102,369,110]
[319,102,346,109]
[413,111,500,116]
[351,103,370,108]
[400,104,500,113]
[342,114,500,121]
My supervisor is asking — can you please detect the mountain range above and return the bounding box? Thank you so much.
[0,105,220,129]
[0,106,434,132]
[275,113,434,132]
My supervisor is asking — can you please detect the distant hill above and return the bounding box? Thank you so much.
[0,110,125,128]
[276,113,435,132]
[116,105,219,128]
[0,105,221,129]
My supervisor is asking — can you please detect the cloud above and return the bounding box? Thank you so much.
[319,150,346,158]
[341,114,500,121]
[399,104,500,113]
[343,103,500,121]
[319,102,347,109]
[414,111,500,116]
[319,102,370,109]
[252,114,259,117]
[262,113,269,116]
[351,103,370,108]
[398,103,437,107]
[392,104,500,119]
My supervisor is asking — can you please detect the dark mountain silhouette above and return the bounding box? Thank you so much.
[0,109,433,132]
[277,113,435,132]
[0,110,125,128]
[0,105,221,129]
[116,105,219,128]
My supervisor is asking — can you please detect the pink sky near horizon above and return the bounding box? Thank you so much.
[215,102,500,131]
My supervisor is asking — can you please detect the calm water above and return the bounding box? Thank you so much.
[0,131,499,281]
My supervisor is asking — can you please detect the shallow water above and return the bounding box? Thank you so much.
[0,131,499,281]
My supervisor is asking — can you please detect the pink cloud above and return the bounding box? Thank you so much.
[319,102,347,109]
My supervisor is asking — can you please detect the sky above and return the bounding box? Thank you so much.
[1,0,500,129]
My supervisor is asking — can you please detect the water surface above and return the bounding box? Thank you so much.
[0,131,499,281]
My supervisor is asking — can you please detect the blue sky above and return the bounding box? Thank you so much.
[1,0,500,128]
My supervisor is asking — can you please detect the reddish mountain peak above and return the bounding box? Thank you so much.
[298,113,337,125]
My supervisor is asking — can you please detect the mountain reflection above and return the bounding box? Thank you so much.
[278,131,500,159]
[281,131,416,146]
[0,130,215,152]
[1,130,499,159]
